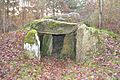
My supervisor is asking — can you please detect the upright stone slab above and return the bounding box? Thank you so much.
[76,24,98,62]
[24,29,40,59]
[41,34,53,56]
[61,33,76,60]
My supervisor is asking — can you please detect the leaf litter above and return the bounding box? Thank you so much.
[0,30,120,80]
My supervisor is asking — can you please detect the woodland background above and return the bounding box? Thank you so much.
[0,0,120,79]
[0,0,120,34]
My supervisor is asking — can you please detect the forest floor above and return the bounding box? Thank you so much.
[0,30,120,80]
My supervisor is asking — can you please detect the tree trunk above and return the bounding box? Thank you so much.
[21,0,25,26]
[99,0,103,28]
[2,0,6,33]
[52,0,55,17]
[6,0,10,32]
[40,9,44,18]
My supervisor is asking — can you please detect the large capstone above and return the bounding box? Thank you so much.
[24,19,77,34]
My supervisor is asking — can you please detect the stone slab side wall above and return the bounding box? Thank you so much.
[76,24,98,62]
[61,33,76,60]
[41,34,53,56]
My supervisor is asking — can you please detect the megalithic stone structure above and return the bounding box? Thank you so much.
[23,18,118,63]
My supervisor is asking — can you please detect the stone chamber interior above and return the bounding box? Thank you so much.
[38,32,76,58]
[52,34,65,56]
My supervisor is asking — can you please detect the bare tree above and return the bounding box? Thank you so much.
[2,0,6,33]
[99,0,103,28]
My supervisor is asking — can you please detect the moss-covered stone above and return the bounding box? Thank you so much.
[23,51,36,59]
[24,29,38,44]
[76,24,119,63]
[24,19,77,34]
[41,34,53,56]
[24,29,40,59]
[61,33,76,60]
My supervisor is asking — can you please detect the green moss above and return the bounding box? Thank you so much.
[23,19,77,34]
[47,22,58,29]
[61,33,76,60]
[45,19,77,29]
[24,29,37,44]
[85,26,118,39]
[43,16,53,19]
[58,29,64,33]
[41,34,53,56]
[23,51,36,59]
[100,29,118,38]
[23,19,44,30]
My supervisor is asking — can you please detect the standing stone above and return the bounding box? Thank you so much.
[61,33,76,60]
[76,24,98,62]
[41,34,53,56]
[24,29,40,59]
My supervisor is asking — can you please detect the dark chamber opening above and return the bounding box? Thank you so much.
[38,33,76,59]
[52,34,65,55]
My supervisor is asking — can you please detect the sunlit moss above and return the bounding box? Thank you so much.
[43,16,53,19]
[24,29,37,44]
